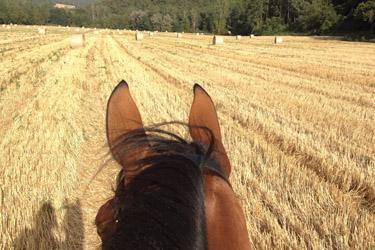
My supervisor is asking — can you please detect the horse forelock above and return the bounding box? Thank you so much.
[102,127,213,250]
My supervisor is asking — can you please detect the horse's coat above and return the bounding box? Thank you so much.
[96,80,251,249]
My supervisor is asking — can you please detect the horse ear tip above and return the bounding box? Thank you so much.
[193,83,210,96]
[119,80,128,88]
[108,80,129,104]
[193,83,204,92]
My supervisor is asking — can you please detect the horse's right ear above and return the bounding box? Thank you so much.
[188,84,232,177]
[106,80,145,167]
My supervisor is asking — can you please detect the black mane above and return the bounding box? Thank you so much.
[103,125,214,250]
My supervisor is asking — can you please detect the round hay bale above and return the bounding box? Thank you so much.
[118,31,123,35]
[6,25,11,30]
[149,32,154,36]
[135,32,143,41]
[71,34,86,49]
[76,28,80,32]
[38,27,46,35]
[177,33,182,38]
[2,24,5,28]
[250,34,255,38]
[236,35,241,40]
[94,31,99,35]
[274,37,283,44]
[197,33,199,36]
[213,35,223,45]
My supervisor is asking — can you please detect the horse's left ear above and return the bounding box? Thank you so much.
[188,84,232,177]
[106,80,145,167]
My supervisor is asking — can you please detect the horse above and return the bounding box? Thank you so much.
[95,80,251,250]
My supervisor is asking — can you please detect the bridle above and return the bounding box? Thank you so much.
[185,154,232,188]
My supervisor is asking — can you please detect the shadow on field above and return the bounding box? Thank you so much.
[311,35,375,43]
[62,199,84,250]
[13,199,84,250]
[311,36,345,41]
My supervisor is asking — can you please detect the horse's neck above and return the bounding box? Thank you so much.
[204,175,251,250]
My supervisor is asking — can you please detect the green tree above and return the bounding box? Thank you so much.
[129,10,148,30]
[229,0,258,35]
[32,6,44,25]
[259,16,287,35]
[0,0,9,24]
[72,8,91,27]
[182,12,191,32]
[212,0,230,34]
[162,14,173,31]
[50,8,71,26]
[40,0,52,24]
[354,1,375,33]
[247,0,269,33]
[332,0,364,17]
[190,8,200,30]
[9,6,28,24]
[151,12,173,31]
[151,12,163,30]
[295,0,340,34]
[1,0,372,36]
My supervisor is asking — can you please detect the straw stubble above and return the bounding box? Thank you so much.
[1,28,374,250]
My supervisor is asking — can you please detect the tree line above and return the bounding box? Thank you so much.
[1,0,374,35]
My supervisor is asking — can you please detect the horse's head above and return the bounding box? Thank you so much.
[95,80,236,249]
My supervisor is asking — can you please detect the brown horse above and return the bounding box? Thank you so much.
[95,80,250,250]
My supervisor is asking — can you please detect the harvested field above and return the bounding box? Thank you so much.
[1,25,375,249]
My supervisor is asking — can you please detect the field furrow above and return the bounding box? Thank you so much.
[139,34,375,86]
[141,36,375,110]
